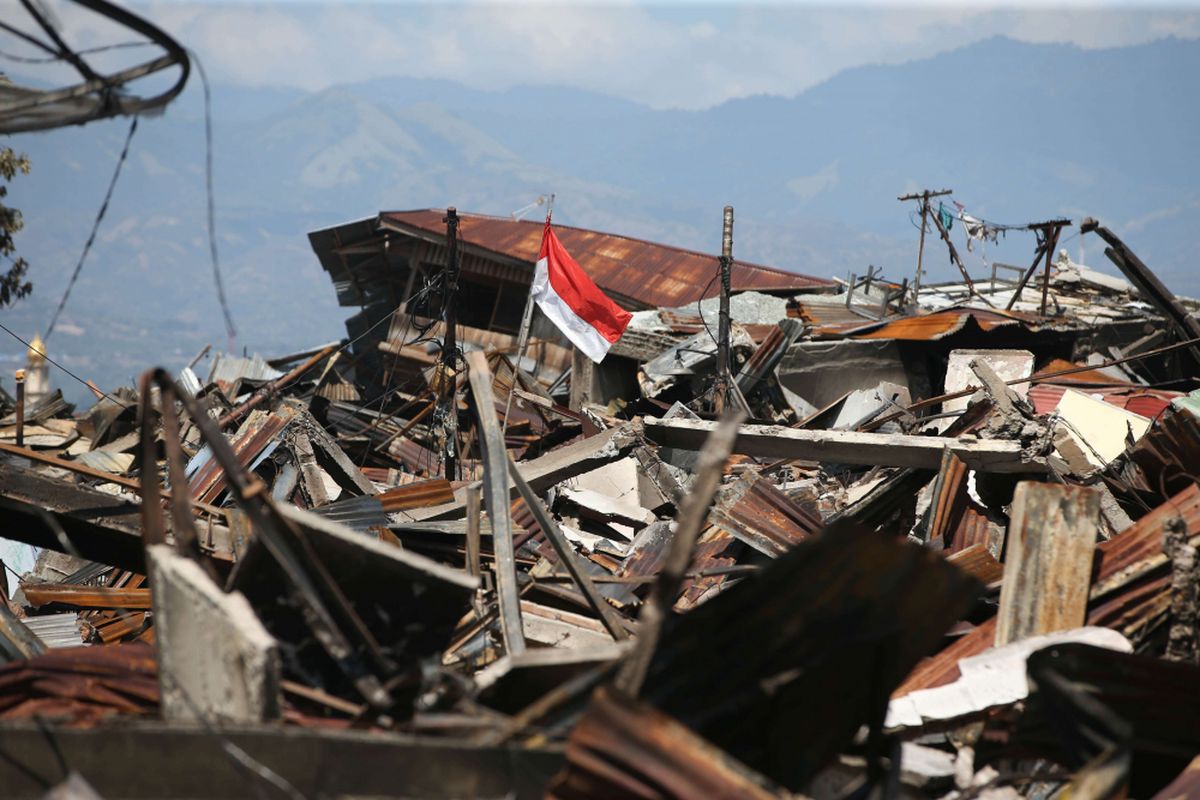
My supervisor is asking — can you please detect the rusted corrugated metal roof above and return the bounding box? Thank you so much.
[1028,384,1178,419]
[0,643,158,725]
[848,308,1046,341]
[895,483,1200,699]
[379,209,833,310]
[378,478,455,513]
[710,472,823,557]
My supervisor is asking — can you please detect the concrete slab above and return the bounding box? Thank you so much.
[147,545,280,724]
[944,349,1034,416]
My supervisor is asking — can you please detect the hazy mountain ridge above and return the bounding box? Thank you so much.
[3,36,1197,404]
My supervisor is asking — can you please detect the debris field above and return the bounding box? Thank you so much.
[1,208,1199,800]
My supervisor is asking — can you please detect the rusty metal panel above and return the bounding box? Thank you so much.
[924,449,969,548]
[946,543,1002,588]
[379,478,455,513]
[995,482,1100,646]
[547,686,785,800]
[640,522,981,790]
[710,472,822,558]
[188,407,294,503]
[849,308,1042,341]
[897,483,1200,699]
[379,209,833,310]
[0,643,158,725]
[22,585,151,610]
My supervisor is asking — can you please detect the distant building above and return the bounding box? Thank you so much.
[309,209,834,390]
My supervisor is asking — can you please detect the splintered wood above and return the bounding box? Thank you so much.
[995,481,1100,646]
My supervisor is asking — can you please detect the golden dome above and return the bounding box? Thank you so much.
[26,334,46,364]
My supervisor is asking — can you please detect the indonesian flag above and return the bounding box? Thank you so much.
[532,219,632,363]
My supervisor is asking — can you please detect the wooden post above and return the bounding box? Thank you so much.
[1039,224,1064,316]
[13,370,24,449]
[615,411,746,697]
[995,482,1100,646]
[465,482,482,578]
[568,347,593,412]
[465,351,526,656]
[713,206,734,414]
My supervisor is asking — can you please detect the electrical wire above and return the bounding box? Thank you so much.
[695,268,721,351]
[44,114,138,341]
[190,51,238,346]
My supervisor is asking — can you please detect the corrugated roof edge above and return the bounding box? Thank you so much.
[378,208,836,288]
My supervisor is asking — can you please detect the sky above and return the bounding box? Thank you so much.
[9,1,1200,109]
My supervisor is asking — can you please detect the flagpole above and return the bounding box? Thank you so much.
[501,194,554,436]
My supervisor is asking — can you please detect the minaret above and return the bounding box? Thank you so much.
[24,334,50,405]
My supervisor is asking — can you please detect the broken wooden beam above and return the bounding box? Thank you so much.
[466,350,526,657]
[506,454,630,643]
[644,418,1047,473]
[995,481,1100,646]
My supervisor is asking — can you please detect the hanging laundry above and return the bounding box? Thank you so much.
[938,202,953,232]
[957,209,1000,253]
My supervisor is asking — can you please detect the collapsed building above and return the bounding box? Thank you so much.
[0,208,1199,799]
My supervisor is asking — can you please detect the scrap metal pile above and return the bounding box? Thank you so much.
[1,216,1200,799]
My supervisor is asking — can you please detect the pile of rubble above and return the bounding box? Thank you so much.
[1,214,1199,799]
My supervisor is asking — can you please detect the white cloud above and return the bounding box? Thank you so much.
[787,160,841,202]
[9,2,1200,108]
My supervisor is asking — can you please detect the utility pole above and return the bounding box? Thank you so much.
[439,207,461,479]
[898,188,951,305]
[712,206,734,414]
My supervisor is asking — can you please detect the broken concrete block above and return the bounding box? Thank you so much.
[944,349,1034,417]
[146,544,280,724]
[1054,387,1152,466]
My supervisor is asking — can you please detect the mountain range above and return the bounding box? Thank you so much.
[3,35,1198,405]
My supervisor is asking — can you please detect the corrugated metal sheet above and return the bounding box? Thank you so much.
[379,478,455,513]
[1118,404,1200,499]
[1033,358,1127,385]
[379,209,834,310]
[849,308,1044,341]
[206,353,282,394]
[22,613,85,649]
[945,543,1002,588]
[0,643,158,725]
[895,483,1200,699]
[1028,384,1178,418]
[308,495,389,534]
[710,472,823,558]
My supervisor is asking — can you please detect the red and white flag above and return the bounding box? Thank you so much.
[532,219,632,363]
